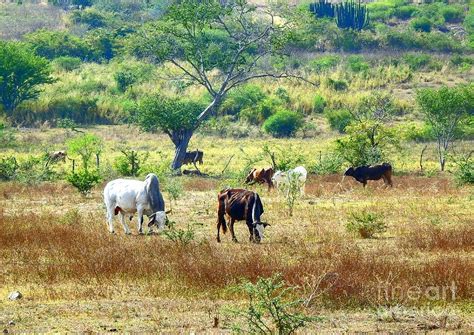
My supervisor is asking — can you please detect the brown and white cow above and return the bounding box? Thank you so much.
[245,167,274,191]
[344,163,393,187]
[216,188,269,243]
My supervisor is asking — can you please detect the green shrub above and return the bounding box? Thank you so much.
[114,69,137,92]
[114,149,148,176]
[67,133,103,172]
[0,156,18,181]
[346,55,369,72]
[0,123,15,148]
[227,275,316,334]
[346,210,386,238]
[325,109,353,133]
[454,154,474,185]
[440,5,464,23]
[451,55,474,68]
[326,78,348,91]
[393,5,418,20]
[310,55,340,72]
[402,122,435,142]
[310,152,344,175]
[67,170,101,195]
[240,97,282,125]
[52,56,82,71]
[15,155,57,184]
[262,110,303,138]
[25,29,90,60]
[385,30,422,50]
[313,94,326,113]
[410,17,432,33]
[161,221,196,245]
[220,84,266,116]
[70,8,108,28]
[403,53,432,70]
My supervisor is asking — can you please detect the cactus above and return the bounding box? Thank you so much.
[335,0,369,31]
[309,0,335,19]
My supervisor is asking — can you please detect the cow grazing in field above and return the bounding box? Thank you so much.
[245,167,275,190]
[48,151,67,162]
[103,173,169,234]
[216,188,269,243]
[343,163,393,187]
[272,166,308,195]
[183,150,204,165]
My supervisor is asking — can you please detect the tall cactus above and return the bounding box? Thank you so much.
[309,0,335,19]
[335,0,369,31]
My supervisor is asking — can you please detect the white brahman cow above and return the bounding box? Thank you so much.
[272,166,308,196]
[103,173,169,234]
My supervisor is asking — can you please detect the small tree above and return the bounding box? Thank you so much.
[128,0,298,171]
[66,133,103,171]
[0,41,53,117]
[416,85,473,171]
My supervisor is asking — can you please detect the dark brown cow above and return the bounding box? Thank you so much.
[245,167,274,191]
[344,163,393,187]
[216,188,269,243]
[183,150,204,165]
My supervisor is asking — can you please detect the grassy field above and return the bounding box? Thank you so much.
[1,127,473,333]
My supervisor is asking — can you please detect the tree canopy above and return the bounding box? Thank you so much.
[0,41,53,116]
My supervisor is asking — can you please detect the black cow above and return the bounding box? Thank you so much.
[183,150,204,165]
[344,163,393,187]
[216,188,269,243]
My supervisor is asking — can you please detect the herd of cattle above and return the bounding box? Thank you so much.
[103,158,393,243]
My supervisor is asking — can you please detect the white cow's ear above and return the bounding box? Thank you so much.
[147,214,156,227]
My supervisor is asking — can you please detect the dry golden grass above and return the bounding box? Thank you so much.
[1,126,473,332]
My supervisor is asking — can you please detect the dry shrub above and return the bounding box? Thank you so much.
[401,224,474,251]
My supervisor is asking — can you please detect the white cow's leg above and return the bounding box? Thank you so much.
[119,212,131,235]
[137,207,144,234]
[106,209,115,233]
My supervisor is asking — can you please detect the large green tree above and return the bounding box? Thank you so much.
[416,85,473,171]
[0,41,53,118]
[128,0,297,171]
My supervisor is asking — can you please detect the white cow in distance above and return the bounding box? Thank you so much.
[272,166,308,196]
[103,173,169,235]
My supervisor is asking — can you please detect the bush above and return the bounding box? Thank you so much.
[454,154,474,185]
[220,84,266,116]
[227,275,315,334]
[15,155,57,184]
[52,56,82,71]
[114,69,138,92]
[326,78,348,91]
[67,170,101,195]
[325,109,353,133]
[114,149,148,176]
[262,110,303,138]
[161,221,196,245]
[393,5,418,20]
[310,152,344,175]
[402,122,435,142]
[25,29,90,60]
[312,94,326,113]
[346,210,387,238]
[0,156,18,181]
[410,17,432,33]
[240,97,282,125]
[310,55,340,72]
[346,55,369,72]
[403,53,432,70]
[0,123,15,148]
[70,8,108,28]
[440,5,464,23]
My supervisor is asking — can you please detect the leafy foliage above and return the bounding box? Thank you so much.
[410,17,432,33]
[325,109,353,133]
[66,133,103,171]
[25,29,90,60]
[114,149,148,176]
[161,221,196,245]
[262,110,303,138]
[0,41,53,115]
[346,210,386,238]
[228,275,316,334]
[309,0,335,19]
[67,170,101,195]
[0,156,18,181]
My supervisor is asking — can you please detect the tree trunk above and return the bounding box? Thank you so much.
[170,129,194,172]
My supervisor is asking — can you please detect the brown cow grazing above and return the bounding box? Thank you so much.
[245,167,274,191]
[217,188,269,243]
[48,151,67,163]
[344,162,393,187]
[183,150,204,165]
